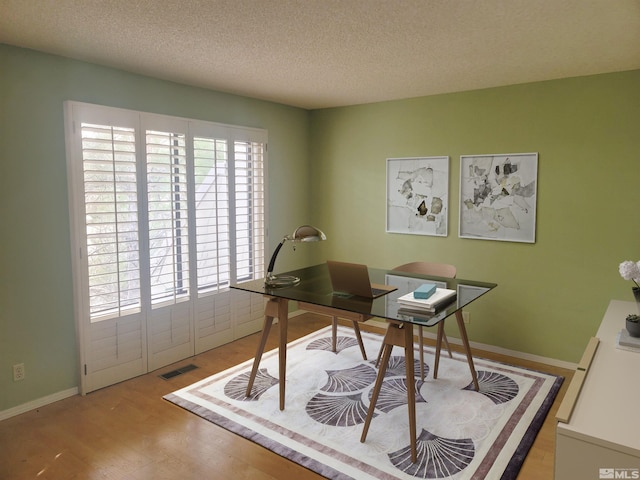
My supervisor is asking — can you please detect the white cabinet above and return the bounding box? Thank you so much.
[555,300,640,479]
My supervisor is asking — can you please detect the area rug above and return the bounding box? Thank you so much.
[164,326,563,480]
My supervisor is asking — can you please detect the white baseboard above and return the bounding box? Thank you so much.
[350,316,577,371]
[0,387,79,422]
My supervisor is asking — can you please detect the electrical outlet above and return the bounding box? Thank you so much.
[462,312,471,324]
[13,363,25,381]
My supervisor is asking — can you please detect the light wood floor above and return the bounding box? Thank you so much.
[0,313,572,480]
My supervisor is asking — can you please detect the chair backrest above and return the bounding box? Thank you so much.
[392,261,457,279]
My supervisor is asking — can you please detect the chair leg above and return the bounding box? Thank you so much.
[332,316,368,360]
[351,320,368,360]
[375,341,384,367]
[415,323,451,380]
[418,326,425,381]
[442,330,454,358]
[433,320,445,379]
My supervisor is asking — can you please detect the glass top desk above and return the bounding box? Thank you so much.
[231,263,497,462]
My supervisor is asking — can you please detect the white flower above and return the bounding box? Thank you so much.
[619,260,640,288]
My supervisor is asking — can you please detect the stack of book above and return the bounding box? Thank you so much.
[397,284,457,313]
[616,329,640,352]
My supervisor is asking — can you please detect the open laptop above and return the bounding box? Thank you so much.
[326,260,397,299]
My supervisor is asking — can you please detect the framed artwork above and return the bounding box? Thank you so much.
[459,153,538,243]
[386,156,449,236]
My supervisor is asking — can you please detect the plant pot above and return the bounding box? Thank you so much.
[626,317,640,338]
[634,287,640,314]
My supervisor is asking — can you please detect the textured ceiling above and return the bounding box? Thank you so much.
[1,0,639,109]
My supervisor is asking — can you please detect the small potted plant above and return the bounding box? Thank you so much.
[624,314,640,338]
[619,260,640,337]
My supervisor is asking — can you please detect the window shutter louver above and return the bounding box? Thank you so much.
[234,141,265,282]
[81,123,141,321]
[194,137,231,294]
[146,130,190,306]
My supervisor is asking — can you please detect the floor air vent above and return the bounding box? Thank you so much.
[159,364,198,380]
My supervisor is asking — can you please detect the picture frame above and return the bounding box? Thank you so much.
[386,156,449,236]
[459,153,538,243]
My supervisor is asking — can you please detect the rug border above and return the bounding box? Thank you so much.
[164,391,355,479]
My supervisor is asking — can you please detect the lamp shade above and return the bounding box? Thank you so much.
[265,225,326,287]
[290,225,327,242]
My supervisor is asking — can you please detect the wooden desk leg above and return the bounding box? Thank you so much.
[433,321,445,379]
[277,298,289,411]
[245,316,274,397]
[403,323,417,463]
[245,298,290,411]
[361,334,392,444]
[361,323,417,463]
[455,310,479,391]
[331,316,338,353]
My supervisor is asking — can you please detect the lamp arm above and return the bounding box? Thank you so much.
[266,239,287,277]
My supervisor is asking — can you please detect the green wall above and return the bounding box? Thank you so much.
[0,44,311,411]
[309,70,640,363]
[2,41,639,413]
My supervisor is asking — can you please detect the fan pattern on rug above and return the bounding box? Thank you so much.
[165,326,562,480]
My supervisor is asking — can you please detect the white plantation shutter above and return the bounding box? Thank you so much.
[192,139,265,290]
[144,127,194,370]
[227,140,266,343]
[67,106,147,394]
[194,137,231,293]
[232,288,269,339]
[234,141,265,282]
[146,130,190,305]
[66,102,268,393]
[195,290,234,352]
[90,319,143,372]
[191,136,267,351]
[81,123,141,320]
